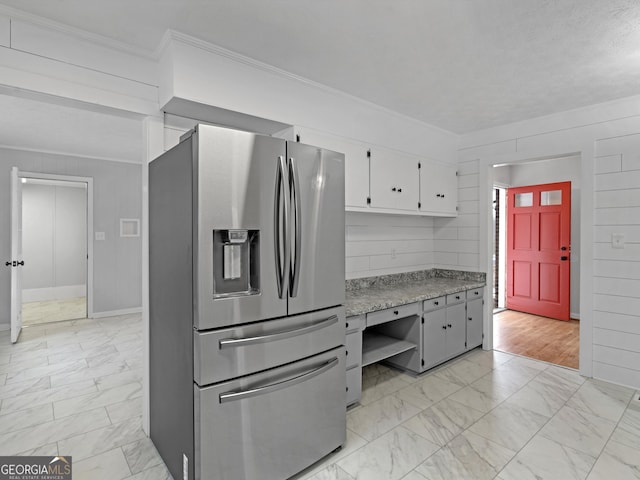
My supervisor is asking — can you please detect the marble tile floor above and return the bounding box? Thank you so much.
[1,313,639,480]
[22,297,87,325]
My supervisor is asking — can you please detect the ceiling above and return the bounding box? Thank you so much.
[2,0,640,136]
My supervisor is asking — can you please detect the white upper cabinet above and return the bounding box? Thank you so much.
[289,127,457,217]
[419,161,458,216]
[369,147,419,212]
[294,129,370,209]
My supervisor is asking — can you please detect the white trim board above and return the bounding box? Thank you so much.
[23,285,86,303]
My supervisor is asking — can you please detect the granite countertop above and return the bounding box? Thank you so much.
[345,269,486,317]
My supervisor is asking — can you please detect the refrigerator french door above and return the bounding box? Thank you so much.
[194,126,345,329]
[149,124,346,480]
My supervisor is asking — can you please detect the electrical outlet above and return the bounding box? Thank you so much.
[611,233,625,249]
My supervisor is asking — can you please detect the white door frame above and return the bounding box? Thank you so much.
[19,171,95,319]
[479,145,593,379]
[10,167,23,342]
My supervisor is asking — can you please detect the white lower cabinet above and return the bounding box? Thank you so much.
[346,287,484,406]
[345,315,364,407]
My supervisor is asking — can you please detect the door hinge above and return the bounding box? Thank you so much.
[367,149,371,158]
[296,134,300,142]
[366,197,371,205]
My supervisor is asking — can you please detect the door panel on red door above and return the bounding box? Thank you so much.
[506,181,571,320]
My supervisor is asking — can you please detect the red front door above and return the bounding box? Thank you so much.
[506,181,571,320]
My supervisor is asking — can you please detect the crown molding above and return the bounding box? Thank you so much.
[157,30,457,140]
[0,143,142,165]
[0,5,155,59]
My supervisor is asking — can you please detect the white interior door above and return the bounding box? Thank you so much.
[10,167,23,343]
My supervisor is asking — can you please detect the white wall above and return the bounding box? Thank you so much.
[454,95,640,389]
[433,159,480,270]
[0,149,143,324]
[22,182,87,301]
[346,212,434,279]
[494,156,581,317]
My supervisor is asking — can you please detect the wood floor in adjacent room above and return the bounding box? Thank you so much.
[493,309,579,369]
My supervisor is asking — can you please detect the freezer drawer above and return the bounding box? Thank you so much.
[194,306,345,385]
[194,347,346,480]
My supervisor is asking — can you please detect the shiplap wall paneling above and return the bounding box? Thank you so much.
[345,212,434,278]
[593,134,640,388]
[432,159,480,271]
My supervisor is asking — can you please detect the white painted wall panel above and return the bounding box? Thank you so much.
[344,212,435,279]
[593,294,640,317]
[10,20,158,85]
[595,189,640,208]
[593,260,640,279]
[594,226,640,243]
[595,133,640,157]
[458,227,480,241]
[457,200,479,215]
[0,15,9,47]
[593,345,640,370]
[594,170,640,191]
[458,173,479,189]
[593,328,640,353]
[458,187,479,203]
[594,155,622,174]
[594,277,640,298]
[593,243,640,261]
[593,362,640,390]
[593,311,640,335]
[594,207,640,225]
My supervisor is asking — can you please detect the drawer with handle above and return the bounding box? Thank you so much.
[194,306,345,385]
[365,302,421,328]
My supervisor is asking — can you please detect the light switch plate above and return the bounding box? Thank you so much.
[611,233,625,249]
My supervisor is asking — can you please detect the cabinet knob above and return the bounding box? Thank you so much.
[391,187,397,192]
[475,291,479,295]
[393,310,399,315]
[455,295,460,300]
[398,188,402,193]
[434,301,439,306]
[468,317,472,321]
[442,325,447,330]
[447,324,452,328]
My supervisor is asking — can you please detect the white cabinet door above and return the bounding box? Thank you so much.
[369,147,419,212]
[297,129,369,209]
[419,161,457,216]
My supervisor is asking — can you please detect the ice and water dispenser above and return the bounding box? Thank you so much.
[212,229,260,297]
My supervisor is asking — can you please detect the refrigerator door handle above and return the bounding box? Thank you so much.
[218,357,339,404]
[274,155,290,299]
[218,315,339,349]
[289,157,302,298]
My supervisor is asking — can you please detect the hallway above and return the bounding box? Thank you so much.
[493,310,579,369]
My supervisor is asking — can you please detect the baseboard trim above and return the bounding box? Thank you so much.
[23,285,86,303]
[91,307,142,319]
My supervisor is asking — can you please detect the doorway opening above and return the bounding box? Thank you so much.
[491,158,580,369]
[15,172,94,329]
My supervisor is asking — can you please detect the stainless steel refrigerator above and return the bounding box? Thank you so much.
[149,124,346,480]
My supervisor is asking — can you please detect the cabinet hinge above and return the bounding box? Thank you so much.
[421,359,425,367]
[418,202,421,208]
[465,341,467,348]
[418,162,421,169]
[455,170,459,176]
[367,149,371,158]
[366,197,371,205]
[456,205,459,211]
[296,134,300,142]
[421,317,424,324]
